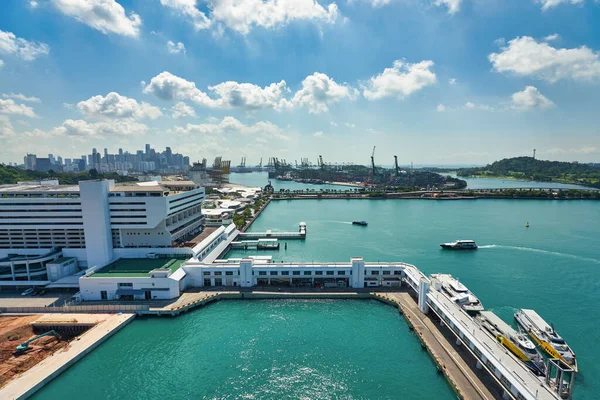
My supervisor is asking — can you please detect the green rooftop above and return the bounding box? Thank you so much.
[91,257,188,278]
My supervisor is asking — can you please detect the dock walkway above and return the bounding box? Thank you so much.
[379,292,496,400]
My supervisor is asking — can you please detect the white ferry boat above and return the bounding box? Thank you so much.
[430,273,483,314]
[479,311,546,376]
[515,309,578,372]
[440,240,478,250]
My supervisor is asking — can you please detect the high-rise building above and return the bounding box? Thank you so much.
[24,154,37,170]
[48,154,55,165]
[0,179,205,279]
[57,156,63,165]
[145,144,151,155]
[104,148,108,163]
[35,158,52,172]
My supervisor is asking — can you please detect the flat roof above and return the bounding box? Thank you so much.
[91,257,187,278]
[111,185,166,193]
[0,184,80,193]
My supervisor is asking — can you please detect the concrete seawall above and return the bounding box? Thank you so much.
[0,313,136,400]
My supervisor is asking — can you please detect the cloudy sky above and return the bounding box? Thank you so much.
[1,0,599,166]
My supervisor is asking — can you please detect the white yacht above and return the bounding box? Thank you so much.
[515,309,577,372]
[479,311,546,376]
[440,240,478,250]
[430,274,483,314]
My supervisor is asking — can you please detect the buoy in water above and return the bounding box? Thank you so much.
[526,222,529,228]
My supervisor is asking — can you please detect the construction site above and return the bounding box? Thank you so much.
[0,313,134,397]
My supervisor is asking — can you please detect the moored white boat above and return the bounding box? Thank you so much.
[479,311,546,376]
[515,309,577,372]
[430,273,483,314]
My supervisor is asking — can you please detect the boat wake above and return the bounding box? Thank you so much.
[478,245,600,264]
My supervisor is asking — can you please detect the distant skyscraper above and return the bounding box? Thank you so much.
[145,144,150,155]
[36,158,52,172]
[48,154,55,165]
[24,154,37,170]
[57,156,63,165]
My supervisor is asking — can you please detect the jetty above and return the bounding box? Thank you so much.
[237,222,307,240]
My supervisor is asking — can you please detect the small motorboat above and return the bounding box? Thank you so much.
[352,220,368,226]
[440,240,477,250]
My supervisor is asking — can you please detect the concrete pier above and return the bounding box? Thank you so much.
[374,293,496,400]
[0,313,135,400]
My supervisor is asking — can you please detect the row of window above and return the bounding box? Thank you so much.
[201,270,350,276]
[0,215,82,219]
[0,202,81,206]
[203,271,237,276]
[0,222,83,225]
[0,208,82,212]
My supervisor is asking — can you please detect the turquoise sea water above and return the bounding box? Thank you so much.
[230,171,597,191]
[34,198,600,399]
[227,199,600,399]
[33,300,453,399]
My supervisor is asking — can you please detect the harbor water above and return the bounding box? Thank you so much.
[34,198,599,399]
[227,199,600,399]
[33,300,453,399]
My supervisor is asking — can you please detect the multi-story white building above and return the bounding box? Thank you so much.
[0,179,205,283]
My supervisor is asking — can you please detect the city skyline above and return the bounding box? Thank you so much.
[19,143,191,174]
[1,1,600,165]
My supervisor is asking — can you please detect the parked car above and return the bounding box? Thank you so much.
[21,288,34,296]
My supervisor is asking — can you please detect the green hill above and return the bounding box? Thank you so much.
[0,164,136,185]
[457,157,600,188]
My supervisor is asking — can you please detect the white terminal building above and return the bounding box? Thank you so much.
[0,179,205,285]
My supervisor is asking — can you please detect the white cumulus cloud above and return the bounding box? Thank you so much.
[52,0,142,37]
[77,92,163,120]
[437,104,446,112]
[292,72,357,113]
[0,115,15,138]
[160,0,212,30]
[544,33,560,41]
[0,30,50,61]
[209,80,293,111]
[0,99,38,118]
[169,116,289,141]
[510,86,554,110]
[313,130,324,137]
[143,71,294,111]
[210,0,339,34]
[2,93,41,103]
[536,0,583,11]
[489,36,600,83]
[434,0,462,14]
[171,102,196,119]
[363,60,437,100]
[167,40,186,54]
[33,118,148,139]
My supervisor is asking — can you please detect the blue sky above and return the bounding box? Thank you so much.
[1,0,599,166]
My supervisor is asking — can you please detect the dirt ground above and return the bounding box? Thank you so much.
[0,316,68,387]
